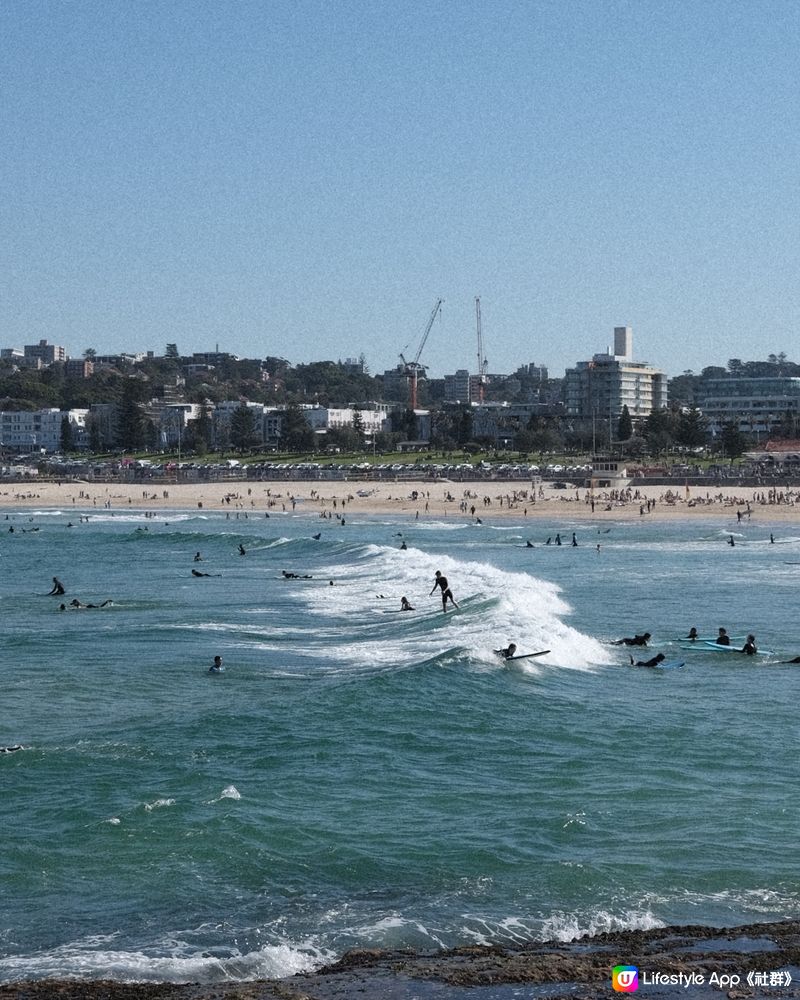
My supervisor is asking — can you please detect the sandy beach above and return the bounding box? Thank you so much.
[2,478,800,524]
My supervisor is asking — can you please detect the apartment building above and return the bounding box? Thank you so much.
[564,327,667,420]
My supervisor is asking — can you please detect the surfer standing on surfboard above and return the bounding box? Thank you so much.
[430,570,459,613]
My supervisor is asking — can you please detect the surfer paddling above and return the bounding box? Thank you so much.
[430,570,459,613]
[629,653,666,667]
[611,632,651,647]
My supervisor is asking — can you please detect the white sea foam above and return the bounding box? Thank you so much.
[143,798,175,812]
[289,544,611,673]
[0,937,326,983]
[207,784,241,803]
[539,908,664,942]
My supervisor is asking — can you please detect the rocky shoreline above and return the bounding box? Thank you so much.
[4,920,800,999]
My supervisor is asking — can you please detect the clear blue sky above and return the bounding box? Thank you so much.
[3,0,800,380]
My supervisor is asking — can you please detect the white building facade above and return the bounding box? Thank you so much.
[564,327,667,421]
[0,408,89,452]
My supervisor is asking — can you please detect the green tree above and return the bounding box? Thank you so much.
[617,405,633,441]
[281,405,316,452]
[352,406,365,446]
[719,421,747,458]
[87,414,103,453]
[230,403,260,453]
[644,408,676,457]
[60,415,75,452]
[675,408,708,448]
[116,380,145,451]
[83,347,97,359]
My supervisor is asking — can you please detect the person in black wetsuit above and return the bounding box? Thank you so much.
[630,653,666,667]
[741,634,757,655]
[48,577,65,596]
[495,643,518,660]
[611,632,651,647]
[430,570,459,613]
[715,627,731,646]
[686,627,699,641]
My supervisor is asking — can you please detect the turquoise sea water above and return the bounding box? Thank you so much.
[2,504,800,984]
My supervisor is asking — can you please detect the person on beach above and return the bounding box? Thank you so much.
[715,628,731,646]
[400,596,415,611]
[611,632,651,647]
[209,655,224,673]
[686,627,699,641]
[495,643,518,660]
[741,634,757,655]
[48,577,65,596]
[630,653,666,667]
[430,570,459,613]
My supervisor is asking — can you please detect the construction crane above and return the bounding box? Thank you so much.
[475,296,488,402]
[399,298,443,409]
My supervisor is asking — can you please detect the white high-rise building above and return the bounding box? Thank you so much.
[564,328,666,420]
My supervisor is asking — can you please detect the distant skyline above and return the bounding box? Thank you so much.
[4,1,800,380]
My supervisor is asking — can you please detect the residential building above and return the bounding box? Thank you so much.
[303,406,391,438]
[159,404,202,448]
[444,370,472,403]
[564,327,667,421]
[24,339,67,366]
[0,408,89,452]
[695,377,800,439]
[471,401,563,447]
[65,358,94,378]
[382,365,409,402]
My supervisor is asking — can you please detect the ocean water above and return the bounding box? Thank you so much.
[2,505,800,984]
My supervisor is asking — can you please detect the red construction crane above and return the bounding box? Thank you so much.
[475,296,488,402]
[399,298,443,409]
